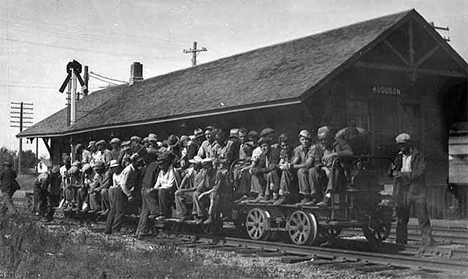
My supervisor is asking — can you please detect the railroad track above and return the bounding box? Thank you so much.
[40,213,468,277]
[140,229,467,277]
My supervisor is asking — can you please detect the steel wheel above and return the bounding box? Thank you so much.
[287,210,318,245]
[363,222,391,244]
[245,208,270,240]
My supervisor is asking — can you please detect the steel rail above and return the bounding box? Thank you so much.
[221,237,468,274]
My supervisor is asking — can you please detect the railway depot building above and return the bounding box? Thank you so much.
[18,9,467,219]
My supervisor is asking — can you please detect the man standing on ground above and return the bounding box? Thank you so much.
[390,133,434,246]
[0,162,20,216]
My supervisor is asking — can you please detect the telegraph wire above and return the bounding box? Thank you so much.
[88,75,121,86]
[0,36,183,60]
[89,71,128,84]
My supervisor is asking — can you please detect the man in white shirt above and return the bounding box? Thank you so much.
[153,152,179,221]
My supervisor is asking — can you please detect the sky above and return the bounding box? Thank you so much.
[0,0,467,158]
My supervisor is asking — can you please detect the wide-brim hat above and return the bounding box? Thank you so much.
[193,128,204,138]
[109,160,120,168]
[201,158,213,166]
[188,156,202,164]
[167,135,180,147]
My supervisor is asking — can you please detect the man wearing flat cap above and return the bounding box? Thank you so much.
[33,165,61,221]
[88,161,112,213]
[135,149,161,237]
[108,138,122,161]
[174,156,203,222]
[0,161,20,216]
[152,152,180,221]
[279,130,319,205]
[186,128,204,162]
[192,157,217,224]
[92,140,111,167]
[248,136,280,203]
[389,133,433,246]
[118,141,133,168]
[310,126,353,207]
[197,126,216,159]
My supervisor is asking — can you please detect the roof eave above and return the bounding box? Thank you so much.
[16,98,302,138]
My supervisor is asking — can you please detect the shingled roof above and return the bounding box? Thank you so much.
[19,9,429,138]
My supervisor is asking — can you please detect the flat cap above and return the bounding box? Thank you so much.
[194,128,204,138]
[130,136,142,142]
[395,133,411,144]
[260,128,275,137]
[298,129,312,139]
[317,126,332,139]
[96,139,106,146]
[205,126,215,131]
[148,133,158,142]
[87,141,96,148]
[258,136,272,145]
[229,128,239,138]
[142,137,149,143]
[110,138,121,144]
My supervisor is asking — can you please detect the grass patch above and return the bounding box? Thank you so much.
[0,213,297,279]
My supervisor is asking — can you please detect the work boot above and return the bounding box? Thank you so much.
[195,217,204,225]
[273,196,286,205]
[296,196,311,205]
[317,197,331,207]
[203,216,214,225]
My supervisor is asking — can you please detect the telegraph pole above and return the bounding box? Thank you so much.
[183,41,208,66]
[10,102,33,175]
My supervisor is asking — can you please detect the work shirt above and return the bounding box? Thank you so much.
[59,165,71,188]
[154,166,176,190]
[197,140,216,159]
[112,172,123,188]
[81,150,93,164]
[91,170,112,192]
[317,139,353,167]
[119,164,138,197]
[292,145,316,164]
[401,153,412,172]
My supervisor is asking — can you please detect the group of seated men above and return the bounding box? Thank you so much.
[34,125,364,235]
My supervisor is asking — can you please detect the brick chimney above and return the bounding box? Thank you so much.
[129,62,143,84]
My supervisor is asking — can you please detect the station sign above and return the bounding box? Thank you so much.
[372,85,401,96]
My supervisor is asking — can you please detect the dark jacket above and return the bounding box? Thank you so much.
[0,166,19,193]
[390,148,426,196]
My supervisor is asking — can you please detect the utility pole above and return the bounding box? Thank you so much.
[83,65,89,97]
[10,102,33,175]
[183,41,208,66]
